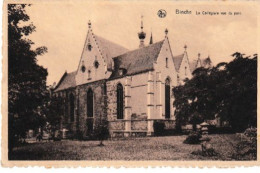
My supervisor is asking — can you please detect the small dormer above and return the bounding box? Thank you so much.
[118,68,127,76]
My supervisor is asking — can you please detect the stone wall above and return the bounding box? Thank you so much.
[131,120,148,131]
[106,78,125,121]
[164,120,176,130]
[109,121,125,130]
[55,80,107,138]
[77,80,107,138]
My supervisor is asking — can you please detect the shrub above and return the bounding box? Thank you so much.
[93,119,109,146]
[232,127,257,160]
[191,148,218,157]
[75,130,84,141]
[208,126,234,134]
[183,131,202,144]
[153,121,165,136]
[244,127,257,138]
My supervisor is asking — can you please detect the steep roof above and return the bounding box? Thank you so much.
[190,57,212,72]
[202,57,212,68]
[189,60,197,72]
[172,54,184,71]
[94,35,129,70]
[54,71,77,92]
[109,40,164,79]
[190,59,200,72]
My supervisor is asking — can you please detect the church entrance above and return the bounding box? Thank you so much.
[165,78,170,119]
[86,88,94,134]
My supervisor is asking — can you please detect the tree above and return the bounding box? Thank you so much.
[8,4,48,153]
[173,53,257,132]
[218,53,257,131]
[93,114,109,146]
[44,95,63,132]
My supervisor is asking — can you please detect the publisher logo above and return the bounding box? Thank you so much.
[158,9,167,18]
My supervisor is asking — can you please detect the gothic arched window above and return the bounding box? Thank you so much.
[69,93,75,122]
[87,88,94,117]
[117,83,124,119]
[165,78,171,119]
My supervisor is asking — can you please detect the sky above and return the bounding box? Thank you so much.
[23,1,258,85]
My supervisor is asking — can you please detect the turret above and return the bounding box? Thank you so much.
[138,15,146,48]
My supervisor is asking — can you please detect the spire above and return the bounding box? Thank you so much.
[141,15,144,30]
[138,15,146,48]
[197,53,202,68]
[149,32,153,45]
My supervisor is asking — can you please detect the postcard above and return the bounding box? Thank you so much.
[2,0,259,167]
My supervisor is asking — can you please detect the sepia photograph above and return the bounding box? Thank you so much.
[2,0,259,166]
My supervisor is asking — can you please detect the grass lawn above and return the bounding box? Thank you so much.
[9,134,241,160]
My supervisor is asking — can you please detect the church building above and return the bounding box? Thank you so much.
[53,19,209,138]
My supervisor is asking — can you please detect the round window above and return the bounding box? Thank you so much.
[81,65,86,73]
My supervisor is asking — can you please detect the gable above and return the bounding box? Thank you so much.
[154,37,178,86]
[75,29,128,85]
[190,58,202,72]
[94,35,129,70]
[178,52,192,79]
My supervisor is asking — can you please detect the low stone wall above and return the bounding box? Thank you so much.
[164,120,176,130]
[131,120,148,130]
[109,121,125,130]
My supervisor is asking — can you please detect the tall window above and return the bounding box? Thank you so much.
[185,66,187,76]
[165,78,171,119]
[88,70,91,80]
[166,57,168,68]
[117,83,124,119]
[69,93,75,122]
[87,89,94,117]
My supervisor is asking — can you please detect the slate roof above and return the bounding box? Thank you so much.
[190,57,212,72]
[54,71,77,92]
[190,59,200,72]
[202,57,212,67]
[94,35,129,70]
[172,54,184,72]
[109,40,164,79]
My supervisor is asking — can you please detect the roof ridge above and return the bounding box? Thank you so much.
[113,39,164,59]
[95,35,129,51]
[91,32,107,66]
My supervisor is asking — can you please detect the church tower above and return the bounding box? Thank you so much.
[138,15,146,48]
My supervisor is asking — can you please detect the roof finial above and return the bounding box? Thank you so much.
[149,32,153,45]
[198,53,201,59]
[165,28,168,36]
[138,15,146,48]
[141,15,144,30]
[184,44,187,51]
[88,20,91,29]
